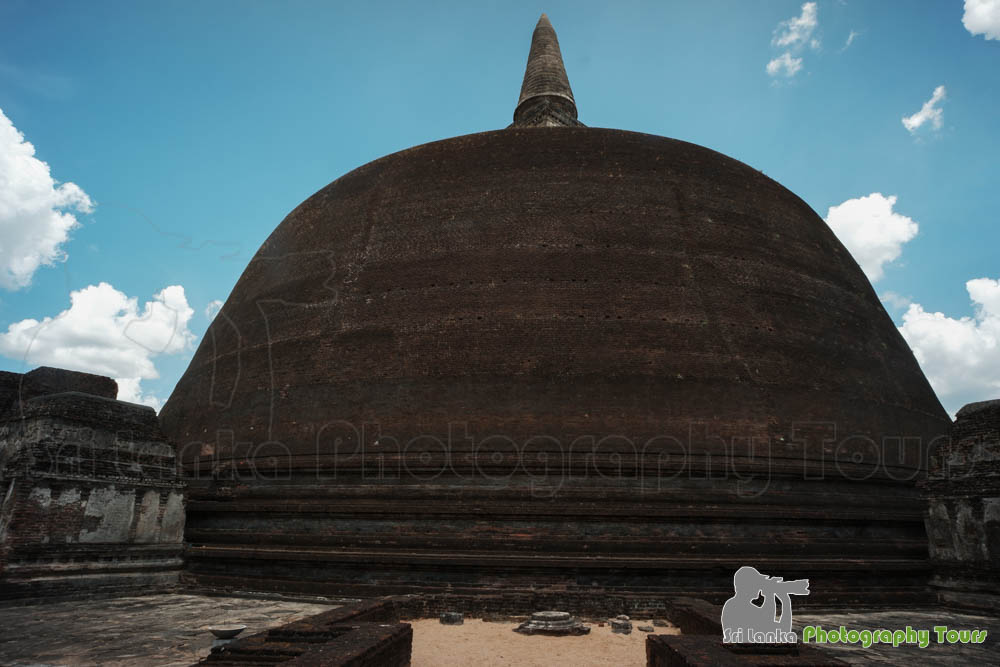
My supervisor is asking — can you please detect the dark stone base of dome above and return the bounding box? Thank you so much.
[180,548,935,616]
[179,463,936,612]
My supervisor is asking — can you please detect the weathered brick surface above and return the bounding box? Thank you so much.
[0,371,21,417]
[159,125,949,600]
[0,377,184,600]
[22,366,118,401]
[513,15,583,127]
[1,367,118,420]
[923,399,1000,612]
[664,597,724,635]
[195,598,411,666]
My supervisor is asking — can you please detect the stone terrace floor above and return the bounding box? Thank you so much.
[0,594,335,666]
[0,597,997,666]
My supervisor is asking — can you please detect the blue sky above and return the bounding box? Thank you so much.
[0,0,997,415]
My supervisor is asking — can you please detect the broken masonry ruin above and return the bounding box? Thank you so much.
[0,367,184,600]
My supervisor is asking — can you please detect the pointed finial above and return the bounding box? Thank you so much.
[512,14,584,127]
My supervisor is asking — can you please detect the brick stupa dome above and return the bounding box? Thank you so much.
[160,15,951,606]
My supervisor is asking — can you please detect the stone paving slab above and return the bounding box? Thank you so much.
[794,609,999,666]
[0,594,334,666]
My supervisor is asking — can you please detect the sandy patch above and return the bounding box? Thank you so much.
[410,617,680,667]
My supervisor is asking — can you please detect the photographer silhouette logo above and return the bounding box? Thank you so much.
[722,566,810,643]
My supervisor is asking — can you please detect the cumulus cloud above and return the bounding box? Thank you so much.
[900,278,1000,416]
[902,85,947,134]
[0,108,93,290]
[0,282,195,411]
[824,193,919,283]
[773,2,820,49]
[963,0,1000,40]
[766,53,804,77]
[204,299,223,321]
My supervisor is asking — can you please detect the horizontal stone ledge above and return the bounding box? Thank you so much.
[2,472,184,488]
[183,484,925,503]
[180,573,936,610]
[183,531,928,545]
[0,572,181,602]
[3,558,185,577]
[180,458,925,478]
[183,501,925,522]
[181,537,928,559]
[3,391,162,434]
[4,545,185,558]
[183,531,929,545]
[183,546,932,571]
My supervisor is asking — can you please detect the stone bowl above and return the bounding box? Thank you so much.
[209,625,246,639]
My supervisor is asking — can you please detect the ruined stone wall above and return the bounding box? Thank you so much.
[924,399,1000,612]
[0,368,184,600]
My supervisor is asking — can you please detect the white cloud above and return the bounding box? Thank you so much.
[0,282,195,412]
[901,85,946,134]
[824,193,919,283]
[963,0,1000,40]
[204,299,223,321]
[766,52,804,77]
[767,3,819,78]
[899,278,1000,415]
[115,377,164,411]
[0,107,93,290]
[842,30,859,51]
[773,2,820,49]
[880,291,912,310]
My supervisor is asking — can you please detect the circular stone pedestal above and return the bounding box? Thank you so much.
[514,611,590,636]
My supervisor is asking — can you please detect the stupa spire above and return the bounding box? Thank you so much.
[512,14,584,127]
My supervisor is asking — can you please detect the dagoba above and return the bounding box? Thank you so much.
[159,15,951,607]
